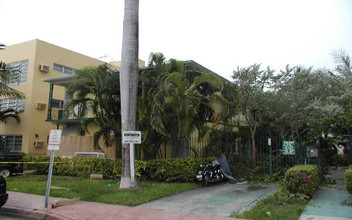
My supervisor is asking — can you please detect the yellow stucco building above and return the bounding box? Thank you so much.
[0,39,104,155]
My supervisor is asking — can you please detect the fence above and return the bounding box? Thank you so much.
[188,135,321,176]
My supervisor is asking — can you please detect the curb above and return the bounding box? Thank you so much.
[0,206,46,220]
[0,206,69,220]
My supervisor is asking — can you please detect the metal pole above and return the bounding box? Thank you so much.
[349,136,352,165]
[268,136,272,177]
[130,143,135,185]
[45,150,55,208]
[316,137,322,181]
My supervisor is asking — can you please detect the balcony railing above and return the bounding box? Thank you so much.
[47,108,79,121]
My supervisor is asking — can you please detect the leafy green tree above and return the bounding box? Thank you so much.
[268,66,344,141]
[66,64,121,155]
[137,53,168,160]
[150,59,229,158]
[232,64,274,168]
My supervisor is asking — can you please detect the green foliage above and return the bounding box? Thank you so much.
[283,165,319,198]
[345,167,352,194]
[232,190,308,220]
[144,158,212,182]
[66,64,121,152]
[23,156,210,182]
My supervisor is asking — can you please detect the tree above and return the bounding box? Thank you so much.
[136,53,167,160]
[267,66,344,141]
[0,109,20,124]
[0,56,24,124]
[66,64,121,155]
[119,0,139,189]
[232,64,273,168]
[150,61,228,158]
[0,61,24,99]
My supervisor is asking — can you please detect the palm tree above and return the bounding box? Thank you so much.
[66,64,121,155]
[0,61,24,99]
[0,109,20,123]
[150,65,229,158]
[0,60,24,124]
[119,0,139,189]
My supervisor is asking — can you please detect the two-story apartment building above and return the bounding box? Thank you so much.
[0,39,104,155]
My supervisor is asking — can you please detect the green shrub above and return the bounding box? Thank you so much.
[345,167,352,194]
[283,165,319,198]
[23,156,219,182]
[144,158,212,182]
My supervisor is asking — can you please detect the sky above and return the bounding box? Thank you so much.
[0,0,351,80]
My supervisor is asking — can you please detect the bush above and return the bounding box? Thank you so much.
[144,158,212,182]
[283,165,319,198]
[23,156,208,182]
[345,167,352,194]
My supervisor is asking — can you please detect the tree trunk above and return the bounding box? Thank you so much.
[251,132,256,168]
[119,0,139,189]
[170,126,188,158]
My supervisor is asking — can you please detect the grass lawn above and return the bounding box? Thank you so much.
[6,175,198,206]
[231,191,308,220]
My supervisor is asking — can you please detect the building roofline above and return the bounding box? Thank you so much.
[182,60,231,83]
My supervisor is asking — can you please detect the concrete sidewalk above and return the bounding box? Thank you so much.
[0,191,243,220]
[139,183,277,217]
[299,167,352,220]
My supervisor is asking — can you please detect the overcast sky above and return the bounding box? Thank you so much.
[1,0,351,80]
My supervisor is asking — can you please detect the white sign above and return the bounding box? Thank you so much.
[48,145,60,151]
[122,131,141,144]
[49,130,62,145]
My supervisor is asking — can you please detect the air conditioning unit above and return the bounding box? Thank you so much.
[39,64,50,73]
[34,141,44,147]
[36,103,46,110]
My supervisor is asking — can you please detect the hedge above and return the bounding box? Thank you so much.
[345,165,352,194]
[144,158,212,182]
[23,156,212,182]
[283,165,319,198]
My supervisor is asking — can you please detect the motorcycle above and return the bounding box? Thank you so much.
[195,161,225,187]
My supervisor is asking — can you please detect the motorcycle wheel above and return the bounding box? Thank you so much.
[202,176,209,187]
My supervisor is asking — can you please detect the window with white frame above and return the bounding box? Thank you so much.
[6,60,28,85]
[0,135,22,152]
[0,98,25,113]
[53,63,76,75]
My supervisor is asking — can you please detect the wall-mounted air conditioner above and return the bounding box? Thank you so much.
[34,141,44,147]
[36,103,46,110]
[39,64,50,73]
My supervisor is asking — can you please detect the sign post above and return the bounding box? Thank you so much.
[122,131,141,185]
[45,129,62,208]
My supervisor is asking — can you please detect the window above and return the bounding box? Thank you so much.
[6,60,28,85]
[0,98,25,113]
[53,63,76,75]
[51,99,64,108]
[0,135,22,152]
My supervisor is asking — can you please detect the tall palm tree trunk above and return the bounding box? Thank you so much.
[119,0,139,189]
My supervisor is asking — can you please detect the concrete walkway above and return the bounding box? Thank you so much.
[139,183,277,217]
[299,167,352,220]
[0,183,276,219]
